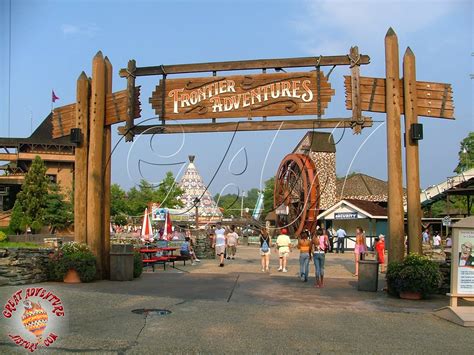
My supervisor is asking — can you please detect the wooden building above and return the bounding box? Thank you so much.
[0,113,75,227]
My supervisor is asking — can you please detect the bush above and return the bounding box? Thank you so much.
[133,251,143,278]
[48,242,97,282]
[31,220,43,234]
[0,231,7,242]
[386,254,442,298]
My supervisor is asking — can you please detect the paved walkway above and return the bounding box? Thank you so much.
[1,245,473,354]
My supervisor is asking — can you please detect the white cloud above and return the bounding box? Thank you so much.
[61,24,100,37]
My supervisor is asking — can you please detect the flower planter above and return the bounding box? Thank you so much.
[399,291,422,300]
[63,269,81,283]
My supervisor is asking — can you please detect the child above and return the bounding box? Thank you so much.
[375,235,386,273]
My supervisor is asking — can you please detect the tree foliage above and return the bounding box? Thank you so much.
[454,132,474,173]
[44,183,73,233]
[263,177,275,214]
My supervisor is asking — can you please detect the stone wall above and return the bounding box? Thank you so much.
[0,248,52,286]
[192,230,215,259]
[309,151,337,210]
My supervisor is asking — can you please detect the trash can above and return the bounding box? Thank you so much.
[358,260,379,292]
[110,244,134,281]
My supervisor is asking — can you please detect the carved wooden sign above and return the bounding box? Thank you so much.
[150,72,334,120]
[344,76,454,119]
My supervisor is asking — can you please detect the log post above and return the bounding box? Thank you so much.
[403,47,422,254]
[103,56,113,278]
[87,51,106,278]
[385,28,405,263]
[74,72,90,243]
[125,59,136,142]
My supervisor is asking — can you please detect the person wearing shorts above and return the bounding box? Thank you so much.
[213,223,227,267]
[226,225,239,260]
[259,228,272,272]
[276,228,292,272]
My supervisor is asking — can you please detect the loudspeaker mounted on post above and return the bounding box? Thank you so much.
[410,123,423,141]
[70,128,82,145]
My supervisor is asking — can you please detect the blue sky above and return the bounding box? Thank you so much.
[0,0,472,198]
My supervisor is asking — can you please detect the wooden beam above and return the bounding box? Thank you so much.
[11,152,75,162]
[118,118,373,135]
[74,72,89,244]
[0,153,18,161]
[119,55,371,77]
[103,57,112,279]
[87,51,106,278]
[403,47,422,255]
[125,59,136,142]
[385,28,405,263]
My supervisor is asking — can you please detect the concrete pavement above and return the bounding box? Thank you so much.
[1,245,473,354]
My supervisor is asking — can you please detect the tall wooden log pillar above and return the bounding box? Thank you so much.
[74,73,90,244]
[403,48,422,254]
[385,28,405,263]
[87,51,106,278]
[102,57,113,278]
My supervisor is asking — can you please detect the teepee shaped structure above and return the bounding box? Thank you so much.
[178,156,222,223]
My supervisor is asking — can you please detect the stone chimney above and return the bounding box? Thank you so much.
[293,131,337,210]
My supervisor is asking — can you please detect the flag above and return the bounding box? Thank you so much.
[52,90,60,103]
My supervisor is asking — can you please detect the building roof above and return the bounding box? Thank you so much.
[292,131,336,154]
[317,198,388,220]
[0,113,73,147]
[335,173,404,202]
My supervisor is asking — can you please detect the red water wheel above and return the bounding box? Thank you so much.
[274,154,320,237]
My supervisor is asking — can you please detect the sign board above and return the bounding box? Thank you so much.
[151,203,167,221]
[150,71,334,120]
[344,76,454,119]
[443,215,452,227]
[456,229,474,295]
[334,212,358,220]
[275,204,289,215]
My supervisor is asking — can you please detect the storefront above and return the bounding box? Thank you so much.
[317,199,388,250]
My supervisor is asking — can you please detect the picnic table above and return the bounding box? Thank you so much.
[139,247,180,271]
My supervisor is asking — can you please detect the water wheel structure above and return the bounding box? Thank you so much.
[274,154,320,237]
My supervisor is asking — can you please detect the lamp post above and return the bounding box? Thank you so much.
[193,197,200,229]
[241,191,246,218]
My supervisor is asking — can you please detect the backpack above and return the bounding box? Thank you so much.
[261,237,269,253]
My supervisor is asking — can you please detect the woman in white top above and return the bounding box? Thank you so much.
[212,223,227,267]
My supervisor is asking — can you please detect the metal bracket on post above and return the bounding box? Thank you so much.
[316,56,322,118]
[160,65,167,126]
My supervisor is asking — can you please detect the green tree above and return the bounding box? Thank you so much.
[454,132,474,173]
[44,183,74,233]
[9,200,25,234]
[156,171,184,208]
[215,193,240,218]
[111,183,128,217]
[263,177,275,214]
[14,156,50,232]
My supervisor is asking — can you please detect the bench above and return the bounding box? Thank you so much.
[142,256,175,271]
[174,254,191,266]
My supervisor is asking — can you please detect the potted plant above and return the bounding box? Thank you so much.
[48,242,96,283]
[386,253,442,299]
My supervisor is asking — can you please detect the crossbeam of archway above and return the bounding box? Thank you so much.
[118,117,373,135]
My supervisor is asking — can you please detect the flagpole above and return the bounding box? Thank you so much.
[51,89,54,112]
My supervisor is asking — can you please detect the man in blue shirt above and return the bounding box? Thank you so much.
[336,227,346,254]
[422,229,430,244]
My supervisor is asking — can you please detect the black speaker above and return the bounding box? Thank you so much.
[70,128,82,144]
[410,123,423,141]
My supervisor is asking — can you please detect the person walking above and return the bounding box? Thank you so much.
[353,226,367,277]
[335,227,346,253]
[226,225,239,260]
[422,229,430,244]
[259,227,272,272]
[433,231,441,250]
[312,229,328,288]
[297,230,311,282]
[213,223,227,267]
[375,234,386,273]
[276,228,292,272]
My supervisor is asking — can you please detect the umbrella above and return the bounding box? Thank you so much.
[162,211,173,240]
[141,208,153,242]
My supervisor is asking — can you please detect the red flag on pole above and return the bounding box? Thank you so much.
[52,90,60,103]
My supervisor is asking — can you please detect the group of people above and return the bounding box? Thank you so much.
[210,224,240,267]
[422,229,451,249]
[257,226,386,288]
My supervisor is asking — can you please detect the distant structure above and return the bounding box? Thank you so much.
[178,155,222,223]
[293,131,337,210]
[0,114,75,227]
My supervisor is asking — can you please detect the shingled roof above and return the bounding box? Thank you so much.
[0,113,73,147]
[344,199,388,217]
[336,173,400,202]
[292,131,336,153]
